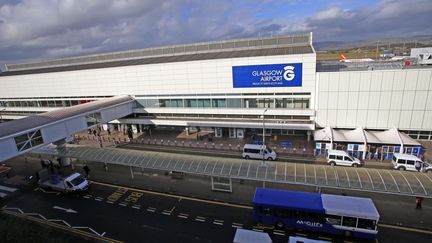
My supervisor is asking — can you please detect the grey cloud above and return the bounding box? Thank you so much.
[302,0,432,41]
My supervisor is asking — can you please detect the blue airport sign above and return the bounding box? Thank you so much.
[232,63,302,88]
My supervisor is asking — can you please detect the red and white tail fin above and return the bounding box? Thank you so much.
[340,54,347,60]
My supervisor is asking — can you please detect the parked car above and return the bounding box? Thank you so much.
[327,150,362,167]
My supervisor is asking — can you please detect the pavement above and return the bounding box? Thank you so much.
[74,129,392,168]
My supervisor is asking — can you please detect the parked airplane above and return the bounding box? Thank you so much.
[339,54,374,63]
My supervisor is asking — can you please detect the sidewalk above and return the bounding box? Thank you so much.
[75,129,393,167]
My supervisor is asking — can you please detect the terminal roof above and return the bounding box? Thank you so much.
[2,33,314,76]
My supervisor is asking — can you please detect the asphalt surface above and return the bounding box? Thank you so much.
[2,180,432,243]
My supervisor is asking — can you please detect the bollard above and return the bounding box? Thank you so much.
[167,140,170,146]
[182,141,185,146]
[161,139,164,145]
[196,142,199,147]
[147,138,150,144]
[174,140,177,146]
[212,143,215,148]
[220,143,223,149]
[204,142,207,148]
[189,141,192,147]
[229,144,232,150]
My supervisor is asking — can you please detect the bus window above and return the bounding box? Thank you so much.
[262,207,272,215]
[274,208,292,218]
[357,219,376,230]
[325,214,341,225]
[342,216,357,227]
[329,155,336,159]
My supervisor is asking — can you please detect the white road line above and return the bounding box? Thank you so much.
[232,223,243,227]
[147,207,156,212]
[94,198,103,201]
[106,201,114,204]
[273,231,285,236]
[162,211,171,216]
[178,213,189,219]
[132,206,141,209]
[195,217,206,222]
[213,220,223,225]
[119,203,127,207]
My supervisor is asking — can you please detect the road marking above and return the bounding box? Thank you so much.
[195,216,206,222]
[118,203,127,207]
[91,181,252,209]
[232,223,243,228]
[94,197,103,201]
[83,195,92,199]
[296,233,307,236]
[273,231,285,236]
[147,207,156,213]
[178,213,189,219]
[380,223,432,235]
[213,219,224,225]
[106,201,114,204]
[132,206,141,210]
[53,206,77,214]
[162,210,171,216]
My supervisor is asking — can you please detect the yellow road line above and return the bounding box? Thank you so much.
[1,210,123,243]
[91,180,253,210]
[379,223,432,235]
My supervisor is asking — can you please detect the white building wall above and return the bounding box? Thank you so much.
[316,69,432,130]
[0,53,316,99]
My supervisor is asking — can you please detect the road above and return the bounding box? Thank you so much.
[2,180,432,243]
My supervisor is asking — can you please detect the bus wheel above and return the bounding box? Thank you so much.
[267,157,273,161]
[275,221,285,229]
[352,163,358,167]
[344,230,352,237]
[399,167,406,171]
[330,161,336,166]
[245,155,250,159]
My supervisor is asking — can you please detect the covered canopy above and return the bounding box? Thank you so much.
[314,127,421,146]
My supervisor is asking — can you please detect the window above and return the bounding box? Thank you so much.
[14,130,44,152]
[197,99,211,108]
[344,156,353,162]
[398,159,406,165]
[325,215,341,225]
[336,155,343,160]
[407,160,415,165]
[329,155,336,159]
[357,219,376,230]
[212,99,226,108]
[342,216,357,227]
[227,99,242,108]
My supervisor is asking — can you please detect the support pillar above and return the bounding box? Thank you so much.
[53,139,71,166]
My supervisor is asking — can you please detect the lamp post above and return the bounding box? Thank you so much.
[261,108,268,166]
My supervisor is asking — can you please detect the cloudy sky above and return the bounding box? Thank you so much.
[0,0,431,65]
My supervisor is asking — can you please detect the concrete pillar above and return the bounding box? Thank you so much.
[53,139,71,166]
[307,131,312,142]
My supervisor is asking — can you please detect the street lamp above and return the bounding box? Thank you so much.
[261,108,268,166]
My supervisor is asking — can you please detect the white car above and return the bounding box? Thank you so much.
[327,150,362,167]
[392,153,430,172]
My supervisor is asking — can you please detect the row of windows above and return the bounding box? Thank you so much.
[134,113,311,121]
[136,92,311,97]
[256,206,376,230]
[0,100,95,108]
[403,130,432,141]
[137,98,310,109]
[328,155,353,162]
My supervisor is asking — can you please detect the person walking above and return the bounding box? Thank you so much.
[83,164,90,179]
[416,197,424,209]
[415,160,422,172]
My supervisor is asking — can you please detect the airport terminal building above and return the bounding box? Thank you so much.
[0,32,431,147]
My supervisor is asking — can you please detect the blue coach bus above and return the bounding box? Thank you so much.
[253,188,379,239]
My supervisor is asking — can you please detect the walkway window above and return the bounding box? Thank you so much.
[14,130,44,152]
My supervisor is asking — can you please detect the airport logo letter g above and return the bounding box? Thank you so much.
[283,65,295,81]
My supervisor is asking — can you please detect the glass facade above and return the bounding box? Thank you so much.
[135,97,309,109]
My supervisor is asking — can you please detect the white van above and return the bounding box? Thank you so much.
[242,144,277,161]
[391,153,429,172]
[327,150,362,167]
